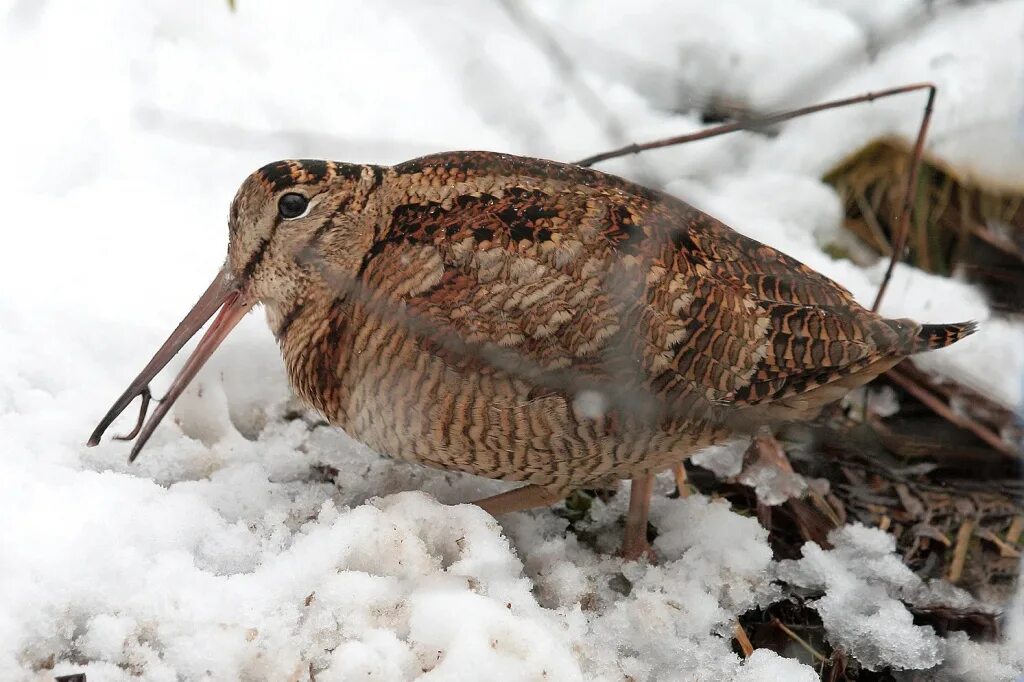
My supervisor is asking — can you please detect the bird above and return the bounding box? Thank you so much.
[88,151,975,559]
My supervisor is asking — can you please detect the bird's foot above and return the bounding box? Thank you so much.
[752,429,794,473]
[619,537,657,563]
[473,484,567,515]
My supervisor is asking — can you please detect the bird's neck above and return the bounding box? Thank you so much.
[266,285,356,422]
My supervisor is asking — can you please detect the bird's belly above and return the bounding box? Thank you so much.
[326,344,725,488]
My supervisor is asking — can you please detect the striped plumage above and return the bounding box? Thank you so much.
[230,152,972,489]
[89,150,974,558]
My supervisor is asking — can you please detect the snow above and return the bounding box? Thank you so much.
[778,525,944,671]
[690,438,748,478]
[731,649,819,682]
[1,0,1023,680]
[738,461,808,507]
[778,525,1024,675]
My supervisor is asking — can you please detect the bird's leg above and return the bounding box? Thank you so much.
[753,428,794,473]
[738,427,807,507]
[621,473,656,561]
[672,463,691,498]
[473,484,567,515]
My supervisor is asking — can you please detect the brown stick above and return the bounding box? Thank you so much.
[897,360,1020,440]
[771,618,827,663]
[885,367,1019,459]
[672,463,691,498]
[965,217,1024,262]
[808,489,842,527]
[976,528,1020,559]
[947,517,977,583]
[576,83,935,168]
[1006,515,1024,546]
[733,622,754,657]
[871,86,936,312]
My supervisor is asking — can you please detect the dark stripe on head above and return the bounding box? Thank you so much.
[259,161,295,192]
[242,236,271,280]
[258,159,331,192]
[300,160,329,183]
[330,161,366,182]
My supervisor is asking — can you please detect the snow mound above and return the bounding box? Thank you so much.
[9,491,584,680]
[778,524,969,671]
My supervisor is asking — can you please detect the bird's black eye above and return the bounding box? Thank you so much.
[278,193,309,220]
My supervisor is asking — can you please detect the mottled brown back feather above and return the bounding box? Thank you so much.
[361,151,960,420]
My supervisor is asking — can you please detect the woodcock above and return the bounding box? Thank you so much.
[88,152,974,558]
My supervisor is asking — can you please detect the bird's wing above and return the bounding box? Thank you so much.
[356,152,903,421]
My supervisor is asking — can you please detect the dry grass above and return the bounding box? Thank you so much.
[825,139,1024,315]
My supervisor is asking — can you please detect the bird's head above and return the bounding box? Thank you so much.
[88,159,379,461]
[226,159,377,308]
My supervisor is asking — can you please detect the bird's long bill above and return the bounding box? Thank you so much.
[87,268,254,462]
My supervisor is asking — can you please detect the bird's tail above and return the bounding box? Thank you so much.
[912,321,978,353]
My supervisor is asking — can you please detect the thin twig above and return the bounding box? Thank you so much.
[672,464,691,498]
[809,489,843,527]
[1006,515,1024,546]
[897,360,1019,435]
[947,517,977,583]
[771,617,827,663]
[965,218,1024,262]
[855,189,894,256]
[976,528,1020,559]
[913,524,953,547]
[885,367,1019,459]
[733,622,754,657]
[576,83,935,168]
[871,85,936,311]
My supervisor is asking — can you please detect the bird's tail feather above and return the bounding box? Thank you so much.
[913,321,978,353]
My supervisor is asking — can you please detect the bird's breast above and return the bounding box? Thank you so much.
[269,294,721,487]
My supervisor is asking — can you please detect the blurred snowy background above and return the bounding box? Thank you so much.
[1,0,1023,680]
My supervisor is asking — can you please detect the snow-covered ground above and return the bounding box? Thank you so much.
[1,1,1023,679]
